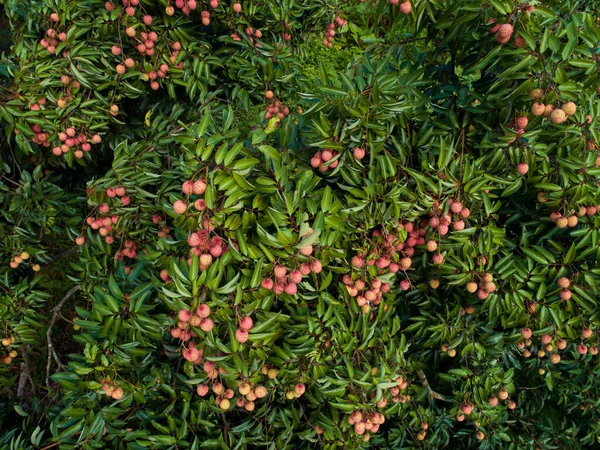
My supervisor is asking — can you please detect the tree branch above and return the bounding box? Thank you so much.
[17,344,34,399]
[46,285,81,390]
[417,369,451,402]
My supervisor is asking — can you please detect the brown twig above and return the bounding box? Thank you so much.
[46,285,81,390]
[17,344,34,399]
[417,369,451,402]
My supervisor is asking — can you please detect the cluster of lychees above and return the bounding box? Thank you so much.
[196,364,272,411]
[52,128,102,158]
[465,272,497,301]
[1,336,18,364]
[172,305,214,344]
[321,17,347,48]
[152,215,171,239]
[531,93,577,125]
[264,90,290,120]
[187,229,227,268]
[488,21,514,44]
[78,187,129,245]
[8,251,39,272]
[173,177,208,215]
[488,3,533,45]
[549,205,600,230]
[518,325,598,361]
[260,242,322,295]
[507,115,529,144]
[310,148,340,172]
[342,275,391,314]
[100,378,124,400]
[428,198,471,237]
[347,409,386,442]
[39,13,66,55]
[284,382,306,400]
[486,387,516,411]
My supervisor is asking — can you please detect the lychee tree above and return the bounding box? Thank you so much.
[1,0,600,449]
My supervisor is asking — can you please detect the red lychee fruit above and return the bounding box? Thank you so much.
[76,236,86,246]
[557,277,570,289]
[310,260,323,273]
[531,103,545,116]
[196,384,209,396]
[182,181,194,195]
[299,245,313,256]
[294,383,306,396]
[516,116,528,129]
[200,318,214,332]
[173,200,187,215]
[235,328,249,343]
[549,108,567,124]
[520,327,532,339]
[284,282,297,295]
[240,316,253,331]
[516,163,529,175]
[193,179,207,195]
[399,1,412,14]
[289,270,303,284]
[274,265,287,279]
[197,304,211,318]
[178,310,191,322]
[261,278,274,290]
[560,289,572,300]
[353,147,365,160]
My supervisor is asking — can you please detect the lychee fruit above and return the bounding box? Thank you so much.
[173,200,187,214]
[549,108,567,124]
[561,102,576,116]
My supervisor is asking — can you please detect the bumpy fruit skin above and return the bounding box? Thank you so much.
[200,318,214,332]
[561,102,577,116]
[560,289,572,300]
[557,277,570,288]
[520,327,532,339]
[193,180,207,195]
[240,316,254,331]
[399,2,412,14]
[197,304,211,318]
[515,116,528,129]
[173,200,187,214]
[196,384,209,396]
[531,103,545,116]
[556,217,568,229]
[549,108,567,124]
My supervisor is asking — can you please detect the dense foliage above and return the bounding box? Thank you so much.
[1,0,600,448]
